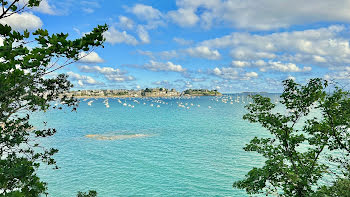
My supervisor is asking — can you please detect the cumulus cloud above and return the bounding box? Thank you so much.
[128,4,162,21]
[200,25,350,69]
[78,52,104,63]
[19,0,55,15]
[67,71,101,86]
[104,27,138,45]
[144,60,186,72]
[313,55,327,63]
[169,0,350,30]
[211,67,258,80]
[230,49,276,60]
[34,0,56,14]
[185,46,221,60]
[79,65,135,82]
[168,8,199,27]
[245,72,258,78]
[0,12,42,31]
[230,58,312,73]
[121,1,350,31]
[259,61,312,72]
[231,60,250,67]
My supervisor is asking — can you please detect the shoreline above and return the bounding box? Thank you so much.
[73,94,221,99]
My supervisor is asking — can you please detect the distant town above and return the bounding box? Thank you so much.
[67,88,222,98]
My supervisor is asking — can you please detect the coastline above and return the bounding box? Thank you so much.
[73,94,220,99]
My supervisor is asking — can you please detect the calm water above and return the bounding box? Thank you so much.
[31,95,273,196]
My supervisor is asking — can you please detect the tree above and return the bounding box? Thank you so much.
[0,1,107,196]
[233,78,350,196]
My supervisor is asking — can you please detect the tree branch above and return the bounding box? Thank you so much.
[0,0,19,19]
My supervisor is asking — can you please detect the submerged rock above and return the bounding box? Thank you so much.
[85,133,150,140]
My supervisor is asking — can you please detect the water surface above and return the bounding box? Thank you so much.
[32,95,272,196]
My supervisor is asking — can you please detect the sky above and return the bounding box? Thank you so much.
[4,0,350,92]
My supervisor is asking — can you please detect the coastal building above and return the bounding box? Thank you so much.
[67,88,220,98]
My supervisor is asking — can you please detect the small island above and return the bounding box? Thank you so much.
[182,89,222,96]
[65,88,222,98]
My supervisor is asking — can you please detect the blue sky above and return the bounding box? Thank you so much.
[5,0,350,92]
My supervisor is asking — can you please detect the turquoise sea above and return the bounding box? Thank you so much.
[31,94,276,196]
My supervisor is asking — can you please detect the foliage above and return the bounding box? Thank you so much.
[183,89,221,96]
[233,78,350,196]
[0,0,107,196]
[313,178,350,197]
[144,88,152,92]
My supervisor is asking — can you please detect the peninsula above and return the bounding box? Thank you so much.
[66,88,221,98]
[183,89,222,96]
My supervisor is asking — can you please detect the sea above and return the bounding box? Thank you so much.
[31,94,279,196]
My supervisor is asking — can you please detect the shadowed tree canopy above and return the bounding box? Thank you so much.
[234,78,350,196]
[0,0,107,196]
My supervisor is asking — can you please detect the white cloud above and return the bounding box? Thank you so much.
[313,55,327,63]
[67,71,101,86]
[168,8,199,27]
[20,0,55,15]
[104,27,138,45]
[79,65,135,82]
[34,0,55,15]
[118,16,134,29]
[128,4,162,21]
[144,60,186,72]
[200,25,350,69]
[0,12,42,31]
[137,25,150,44]
[231,60,250,67]
[259,61,312,72]
[230,49,276,60]
[78,52,104,63]
[255,60,268,67]
[172,0,350,30]
[211,67,258,80]
[173,37,193,45]
[185,46,221,60]
[245,72,258,78]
